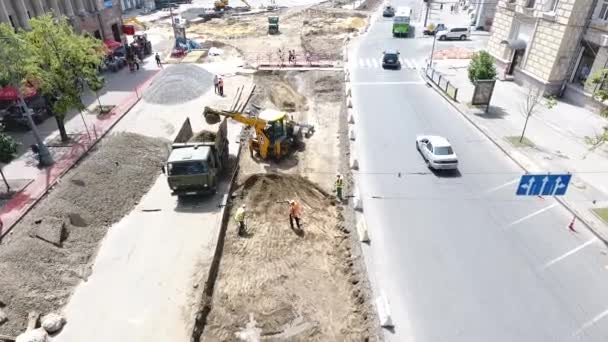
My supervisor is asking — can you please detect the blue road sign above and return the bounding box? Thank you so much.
[516,174,572,196]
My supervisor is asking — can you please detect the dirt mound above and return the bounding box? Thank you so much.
[201,173,372,341]
[143,64,212,105]
[313,74,343,100]
[192,130,217,142]
[0,133,169,336]
[269,81,308,112]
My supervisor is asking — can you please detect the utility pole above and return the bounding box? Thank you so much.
[428,32,437,68]
[424,2,430,28]
[169,3,176,39]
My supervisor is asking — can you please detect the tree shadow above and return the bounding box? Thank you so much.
[473,105,508,119]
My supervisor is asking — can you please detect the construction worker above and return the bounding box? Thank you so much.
[335,174,344,201]
[234,204,246,236]
[289,200,303,230]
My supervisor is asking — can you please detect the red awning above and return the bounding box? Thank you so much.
[103,39,122,50]
[0,86,37,101]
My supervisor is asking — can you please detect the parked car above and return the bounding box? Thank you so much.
[0,105,51,131]
[437,27,471,41]
[383,5,396,17]
[382,50,401,69]
[416,135,458,170]
[423,23,446,36]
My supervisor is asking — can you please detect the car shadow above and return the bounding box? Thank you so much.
[430,168,462,178]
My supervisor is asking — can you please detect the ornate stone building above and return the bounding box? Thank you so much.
[487,0,608,105]
[0,0,124,43]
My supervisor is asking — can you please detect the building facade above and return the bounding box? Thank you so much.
[487,0,608,105]
[0,0,125,43]
[120,0,144,11]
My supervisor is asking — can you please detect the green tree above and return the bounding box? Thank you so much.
[468,50,497,83]
[588,70,608,150]
[0,133,19,193]
[24,15,104,142]
[87,75,106,113]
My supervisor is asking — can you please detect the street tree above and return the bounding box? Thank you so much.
[87,75,106,113]
[588,69,608,150]
[519,87,557,143]
[0,23,54,166]
[24,15,105,142]
[0,132,19,193]
[468,50,497,83]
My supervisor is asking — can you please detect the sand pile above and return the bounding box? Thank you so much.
[144,64,212,105]
[201,173,373,341]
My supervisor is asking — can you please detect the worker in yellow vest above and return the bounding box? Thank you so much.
[335,174,344,201]
[234,204,246,236]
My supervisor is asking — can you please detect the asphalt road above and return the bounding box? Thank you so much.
[350,4,608,342]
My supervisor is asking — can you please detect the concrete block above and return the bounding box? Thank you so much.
[346,87,352,97]
[347,98,353,108]
[0,309,7,325]
[349,127,356,141]
[376,292,394,328]
[353,189,363,211]
[345,72,350,82]
[357,219,370,242]
[33,217,66,247]
[348,111,355,124]
[349,154,359,170]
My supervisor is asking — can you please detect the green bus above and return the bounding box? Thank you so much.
[393,6,412,37]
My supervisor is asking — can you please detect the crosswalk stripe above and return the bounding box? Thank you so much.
[412,60,420,69]
[405,59,414,68]
[359,58,365,68]
[366,58,373,68]
[399,57,405,65]
[371,59,379,68]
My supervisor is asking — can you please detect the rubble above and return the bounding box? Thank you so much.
[15,328,47,342]
[40,313,65,334]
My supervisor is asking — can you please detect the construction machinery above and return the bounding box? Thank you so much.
[203,85,314,160]
[268,16,279,34]
[214,0,251,11]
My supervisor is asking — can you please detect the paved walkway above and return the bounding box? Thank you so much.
[0,59,162,239]
[431,59,608,241]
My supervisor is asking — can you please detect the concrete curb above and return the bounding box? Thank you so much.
[424,73,608,246]
[0,70,161,240]
[190,143,243,341]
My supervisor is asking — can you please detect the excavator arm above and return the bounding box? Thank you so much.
[203,106,272,159]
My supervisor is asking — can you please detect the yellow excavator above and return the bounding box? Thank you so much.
[214,0,251,11]
[204,106,313,160]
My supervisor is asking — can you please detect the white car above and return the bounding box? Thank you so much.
[416,135,458,170]
[437,27,470,41]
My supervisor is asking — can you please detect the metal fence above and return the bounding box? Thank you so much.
[425,66,459,102]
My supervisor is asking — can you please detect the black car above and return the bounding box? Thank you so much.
[383,6,395,17]
[382,51,401,69]
[0,105,50,131]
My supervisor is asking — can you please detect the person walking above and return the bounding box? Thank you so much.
[234,204,246,236]
[289,200,303,230]
[218,77,224,96]
[155,52,162,68]
[335,174,344,201]
[213,75,219,94]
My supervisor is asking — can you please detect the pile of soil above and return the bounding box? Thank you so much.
[269,81,308,112]
[143,64,213,105]
[201,173,373,341]
[0,133,169,336]
[192,130,217,142]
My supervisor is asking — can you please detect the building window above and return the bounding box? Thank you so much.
[27,11,31,19]
[111,23,121,42]
[544,0,558,12]
[573,43,598,87]
[8,15,15,29]
[525,0,536,8]
[94,30,102,40]
[599,0,608,20]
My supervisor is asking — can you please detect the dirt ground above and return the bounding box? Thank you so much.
[0,133,169,336]
[186,3,368,66]
[201,174,374,341]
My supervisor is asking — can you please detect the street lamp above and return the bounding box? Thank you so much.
[428,32,437,69]
[0,36,54,166]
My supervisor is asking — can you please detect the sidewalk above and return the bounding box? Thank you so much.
[0,59,162,239]
[431,58,608,241]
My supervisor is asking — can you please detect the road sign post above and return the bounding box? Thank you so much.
[516,174,572,196]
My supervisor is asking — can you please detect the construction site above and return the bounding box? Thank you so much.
[0,0,382,340]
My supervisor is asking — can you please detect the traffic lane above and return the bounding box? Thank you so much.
[353,83,608,340]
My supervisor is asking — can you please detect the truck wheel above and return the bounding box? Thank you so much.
[460,35,467,40]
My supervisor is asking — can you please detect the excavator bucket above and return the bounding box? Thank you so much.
[203,106,222,124]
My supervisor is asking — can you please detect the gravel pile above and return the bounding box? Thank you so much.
[0,133,169,336]
[143,64,212,105]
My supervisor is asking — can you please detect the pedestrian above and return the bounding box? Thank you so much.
[213,74,219,94]
[155,52,162,68]
[450,4,454,12]
[218,77,224,96]
[440,3,443,10]
[234,204,246,236]
[289,200,303,230]
[335,174,344,201]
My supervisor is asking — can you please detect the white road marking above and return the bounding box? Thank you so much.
[358,58,365,68]
[399,57,405,65]
[412,60,420,69]
[351,81,427,86]
[484,178,520,195]
[542,237,598,270]
[506,203,558,227]
[405,59,414,68]
[365,58,372,68]
[371,59,379,68]
[574,308,608,337]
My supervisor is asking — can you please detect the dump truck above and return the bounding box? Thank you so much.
[162,117,229,197]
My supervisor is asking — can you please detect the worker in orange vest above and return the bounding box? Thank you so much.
[289,200,302,230]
